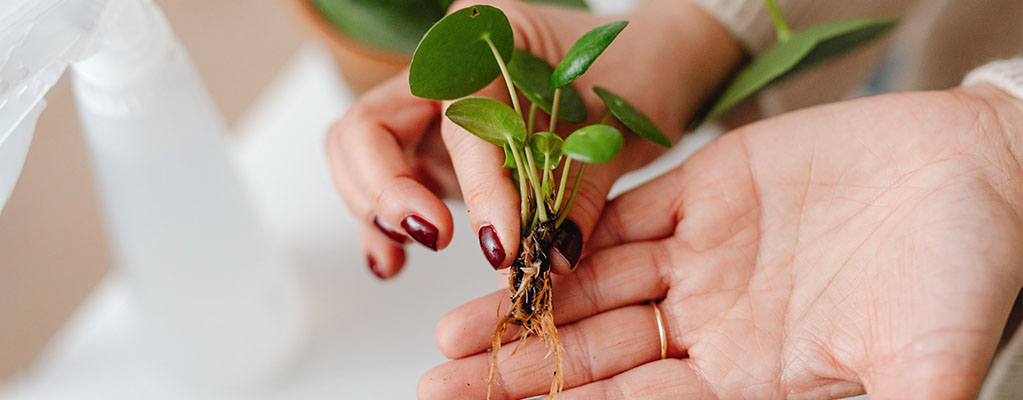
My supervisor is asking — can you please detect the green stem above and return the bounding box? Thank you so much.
[527,103,537,135]
[522,144,548,221]
[541,154,551,195]
[556,163,586,228]
[553,157,572,213]
[764,0,791,41]
[507,139,530,226]
[484,36,521,114]
[599,110,611,125]
[549,87,562,132]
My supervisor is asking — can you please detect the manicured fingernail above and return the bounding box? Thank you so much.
[373,216,407,244]
[553,219,582,270]
[477,225,505,269]
[368,256,385,280]
[401,214,438,251]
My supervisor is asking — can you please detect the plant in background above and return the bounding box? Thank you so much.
[703,0,898,121]
[311,0,586,55]
[408,1,897,398]
[409,5,667,398]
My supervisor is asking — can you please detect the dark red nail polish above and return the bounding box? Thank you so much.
[553,219,582,269]
[401,214,439,251]
[373,216,407,244]
[368,256,385,279]
[478,225,505,269]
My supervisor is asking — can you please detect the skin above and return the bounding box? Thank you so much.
[419,84,1023,399]
[325,0,742,278]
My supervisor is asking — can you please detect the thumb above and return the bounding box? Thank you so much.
[546,161,619,274]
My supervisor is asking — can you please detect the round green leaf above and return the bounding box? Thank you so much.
[704,18,898,122]
[409,5,514,100]
[528,131,564,168]
[562,124,622,163]
[445,97,526,147]
[551,20,628,88]
[508,50,588,123]
[593,87,670,148]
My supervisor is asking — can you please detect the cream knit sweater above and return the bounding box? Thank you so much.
[688,0,1022,398]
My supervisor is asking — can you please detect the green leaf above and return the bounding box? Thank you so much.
[704,18,898,121]
[551,20,628,88]
[446,97,527,147]
[528,131,564,168]
[508,50,588,123]
[409,5,514,100]
[593,87,670,148]
[526,0,588,9]
[502,143,517,168]
[562,124,622,163]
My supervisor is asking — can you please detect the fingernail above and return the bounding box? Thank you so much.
[553,219,582,269]
[368,256,385,280]
[373,216,407,244]
[477,225,505,269]
[401,214,438,251]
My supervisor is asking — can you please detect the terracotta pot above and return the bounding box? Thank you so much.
[289,0,411,94]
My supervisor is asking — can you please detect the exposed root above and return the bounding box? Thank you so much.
[487,220,564,399]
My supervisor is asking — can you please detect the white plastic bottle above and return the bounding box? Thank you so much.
[70,0,308,385]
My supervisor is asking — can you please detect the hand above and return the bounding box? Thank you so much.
[418,84,1023,399]
[325,0,742,278]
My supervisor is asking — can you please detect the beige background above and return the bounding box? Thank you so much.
[0,0,306,378]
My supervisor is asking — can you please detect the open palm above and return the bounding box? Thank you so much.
[418,85,1023,399]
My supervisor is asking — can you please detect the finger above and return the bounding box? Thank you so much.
[441,89,522,270]
[555,359,711,399]
[419,305,668,400]
[435,241,671,358]
[361,224,406,280]
[328,73,454,251]
[586,164,687,252]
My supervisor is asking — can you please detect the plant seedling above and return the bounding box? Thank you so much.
[411,5,663,398]
[409,2,896,398]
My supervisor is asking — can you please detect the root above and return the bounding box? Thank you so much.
[487,220,564,399]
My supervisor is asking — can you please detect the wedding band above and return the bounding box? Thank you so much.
[649,301,667,360]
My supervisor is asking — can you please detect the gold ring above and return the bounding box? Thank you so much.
[649,301,667,360]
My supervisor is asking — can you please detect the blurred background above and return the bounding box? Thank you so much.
[0,0,1018,398]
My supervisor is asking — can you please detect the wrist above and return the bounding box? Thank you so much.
[957,83,1023,216]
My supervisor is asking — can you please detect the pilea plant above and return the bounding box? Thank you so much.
[408,2,897,398]
[409,5,668,398]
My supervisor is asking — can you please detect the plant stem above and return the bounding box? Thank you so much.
[556,163,586,228]
[553,158,572,213]
[541,154,551,196]
[507,138,530,226]
[764,0,791,41]
[522,144,548,221]
[599,110,611,125]
[549,87,562,132]
[484,36,521,114]
[527,103,537,135]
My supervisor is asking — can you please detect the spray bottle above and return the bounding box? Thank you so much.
[1,0,309,386]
